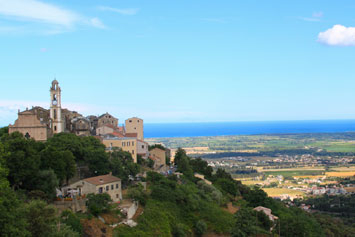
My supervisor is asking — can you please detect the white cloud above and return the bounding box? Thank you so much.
[299,11,323,22]
[0,0,78,26]
[98,6,139,15]
[90,17,106,29]
[0,0,105,33]
[318,24,355,46]
[312,12,323,18]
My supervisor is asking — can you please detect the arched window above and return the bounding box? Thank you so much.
[54,109,57,119]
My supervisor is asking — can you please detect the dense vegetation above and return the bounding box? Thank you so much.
[115,148,344,236]
[0,129,139,236]
[1,127,354,236]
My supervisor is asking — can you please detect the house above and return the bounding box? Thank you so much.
[125,117,144,141]
[62,173,122,202]
[253,206,278,222]
[137,139,149,159]
[102,136,138,163]
[149,148,167,171]
[98,112,118,128]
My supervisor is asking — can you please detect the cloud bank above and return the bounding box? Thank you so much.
[318,24,355,46]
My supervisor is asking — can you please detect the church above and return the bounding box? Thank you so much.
[9,80,149,162]
[9,80,107,140]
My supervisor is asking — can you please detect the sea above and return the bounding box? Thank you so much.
[144,120,355,138]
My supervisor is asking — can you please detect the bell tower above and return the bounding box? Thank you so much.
[50,79,63,133]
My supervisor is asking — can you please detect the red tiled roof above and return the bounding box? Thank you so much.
[111,132,125,137]
[84,174,120,185]
[125,133,137,138]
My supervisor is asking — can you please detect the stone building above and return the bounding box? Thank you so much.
[71,117,91,136]
[149,148,167,171]
[9,80,90,140]
[9,106,52,141]
[125,117,144,141]
[87,115,98,135]
[137,140,149,159]
[62,173,122,202]
[102,136,138,163]
[98,113,118,128]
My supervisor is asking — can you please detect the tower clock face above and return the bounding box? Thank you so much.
[52,100,57,105]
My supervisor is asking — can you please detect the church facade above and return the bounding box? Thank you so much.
[9,80,89,140]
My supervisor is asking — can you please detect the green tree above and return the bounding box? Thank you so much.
[127,184,148,206]
[24,200,58,237]
[33,169,59,200]
[87,193,112,216]
[2,132,41,190]
[0,126,8,138]
[174,148,187,166]
[40,146,76,184]
[109,150,140,184]
[60,210,82,235]
[194,220,207,237]
[0,151,29,237]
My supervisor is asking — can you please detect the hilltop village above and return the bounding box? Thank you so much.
[9,80,168,167]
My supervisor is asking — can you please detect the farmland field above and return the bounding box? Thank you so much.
[262,188,305,197]
[263,170,325,178]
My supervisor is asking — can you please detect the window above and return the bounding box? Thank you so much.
[116,183,119,189]
[132,141,134,146]
[132,150,134,154]
[99,187,103,193]
[106,186,109,191]
[54,109,57,119]
[127,141,130,146]
[142,145,144,149]
[54,126,57,131]
[116,194,119,198]
[129,120,132,123]
[111,184,114,190]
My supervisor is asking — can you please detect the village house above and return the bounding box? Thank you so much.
[102,136,138,163]
[62,173,122,202]
[149,147,167,171]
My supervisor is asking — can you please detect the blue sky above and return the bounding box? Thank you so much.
[1,0,355,125]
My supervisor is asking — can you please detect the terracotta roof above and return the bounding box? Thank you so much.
[125,133,137,138]
[111,132,125,137]
[84,174,120,186]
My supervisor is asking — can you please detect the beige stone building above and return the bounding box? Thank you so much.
[137,140,149,159]
[125,117,144,141]
[98,113,118,128]
[149,148,167,171]
[102,137,138,163]
[63,173,122,202]
[9,106,52,141]
[71,117,91,136]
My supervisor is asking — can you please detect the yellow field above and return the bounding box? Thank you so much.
[241,180,264,186]
[331,167,355,172]
[293,175,325,179]
[262,188,305,197]
[325,172,355,177]
[259,167,325,172]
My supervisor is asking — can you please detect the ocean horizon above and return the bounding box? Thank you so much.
[144,120,355,138]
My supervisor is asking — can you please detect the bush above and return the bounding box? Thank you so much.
[194,220,207,236]
[86,193,112,216]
